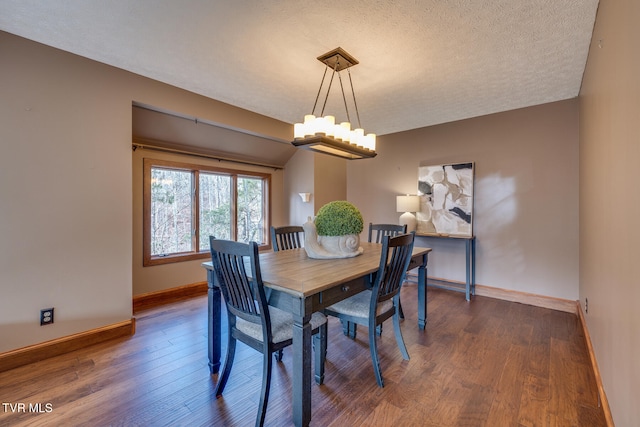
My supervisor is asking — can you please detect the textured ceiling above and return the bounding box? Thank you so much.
[0,0,599,136]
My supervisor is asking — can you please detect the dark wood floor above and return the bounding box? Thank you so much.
[0,285,606,426]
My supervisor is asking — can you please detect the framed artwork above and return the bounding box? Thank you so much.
[416,162,474,237]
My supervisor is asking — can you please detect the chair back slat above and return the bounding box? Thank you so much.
[368,223,407,243]
[271,225,304,251]
[372,232,415,305]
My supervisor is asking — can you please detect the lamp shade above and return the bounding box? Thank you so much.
[396,195,420,213]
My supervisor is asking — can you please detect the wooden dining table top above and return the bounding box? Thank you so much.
[204,242,431,298]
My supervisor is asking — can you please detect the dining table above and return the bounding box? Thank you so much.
[202,241,431,427]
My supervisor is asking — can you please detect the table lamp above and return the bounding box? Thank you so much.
[396,195,420,232]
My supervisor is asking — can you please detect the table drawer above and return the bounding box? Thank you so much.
[318,278,367,307]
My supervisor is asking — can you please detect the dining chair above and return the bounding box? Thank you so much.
[209,237,328,427]
[369,223,408,322]
[336,223,409,339]
[335,223,409,339]
[270,225,304,252]
[324,232,415,387]
[368,223,407,244]
[270,225,305,361]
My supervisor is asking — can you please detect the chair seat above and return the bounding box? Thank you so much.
[237,307,327,343]
[326,290,393,318]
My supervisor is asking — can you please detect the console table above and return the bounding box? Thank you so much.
[416,233,476,301]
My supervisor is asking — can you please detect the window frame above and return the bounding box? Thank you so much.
[143,158,271,266]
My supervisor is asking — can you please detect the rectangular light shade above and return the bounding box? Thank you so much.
[292,135,377,159]
[396,195,420,213]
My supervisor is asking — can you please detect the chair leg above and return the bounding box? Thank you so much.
[274,349,283,362]
[341,320,357,339]
[314,323,327,385]
[214,335,236,397]
[348,321,357,339]
[368,323,384,387]
[398,298,405,319]
[393,311,410,360]
[256,349,273,427]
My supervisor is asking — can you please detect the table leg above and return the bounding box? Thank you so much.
[465,239,471,301]
[417,253,428,329]
[207,271,222,374]
[471,237,476,296]
[292,312,312,427]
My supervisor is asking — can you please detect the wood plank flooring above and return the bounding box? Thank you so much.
[0,285,606,426]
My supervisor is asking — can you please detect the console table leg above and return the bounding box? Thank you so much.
[465,240,471,301]
[471,237,476,296]
[417,254,428,329]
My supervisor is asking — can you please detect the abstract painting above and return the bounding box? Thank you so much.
[416,162,474,237]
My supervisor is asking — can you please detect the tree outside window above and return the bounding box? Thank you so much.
[199,172,232,251]
[237,176,264,244]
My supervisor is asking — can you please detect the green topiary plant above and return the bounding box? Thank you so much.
[315,201,364,236]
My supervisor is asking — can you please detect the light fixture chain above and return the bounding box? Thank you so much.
[338,70,351,124]
[311,67,329,116]
[347,68,362,129]
[320,59,339,117]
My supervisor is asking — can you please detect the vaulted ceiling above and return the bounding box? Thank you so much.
[1,1,599,137]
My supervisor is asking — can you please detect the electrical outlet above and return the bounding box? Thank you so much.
[585,298,588,314]
[40,308,54,325]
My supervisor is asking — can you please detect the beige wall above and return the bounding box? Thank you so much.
[284,150,348,227]
[284,149,315,227]
[579,0,640,424]
[0,33,132,352]
[0,32,290,352]
[348,100,580,300]
[313,154,347,210]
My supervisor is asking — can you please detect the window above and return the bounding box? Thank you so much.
[143,158,270,266]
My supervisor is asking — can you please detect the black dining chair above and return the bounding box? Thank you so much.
[324,232,415,387]
[209,237,328,427]
[368,223,407,244]
[269,225,305,361]
[369,223,408,320]
[340,223,410,339]
[270,225,304,252]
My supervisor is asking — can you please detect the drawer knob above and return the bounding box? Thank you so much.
[341,285,349,292]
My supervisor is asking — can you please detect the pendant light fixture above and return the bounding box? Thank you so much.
[292,47,377,159]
